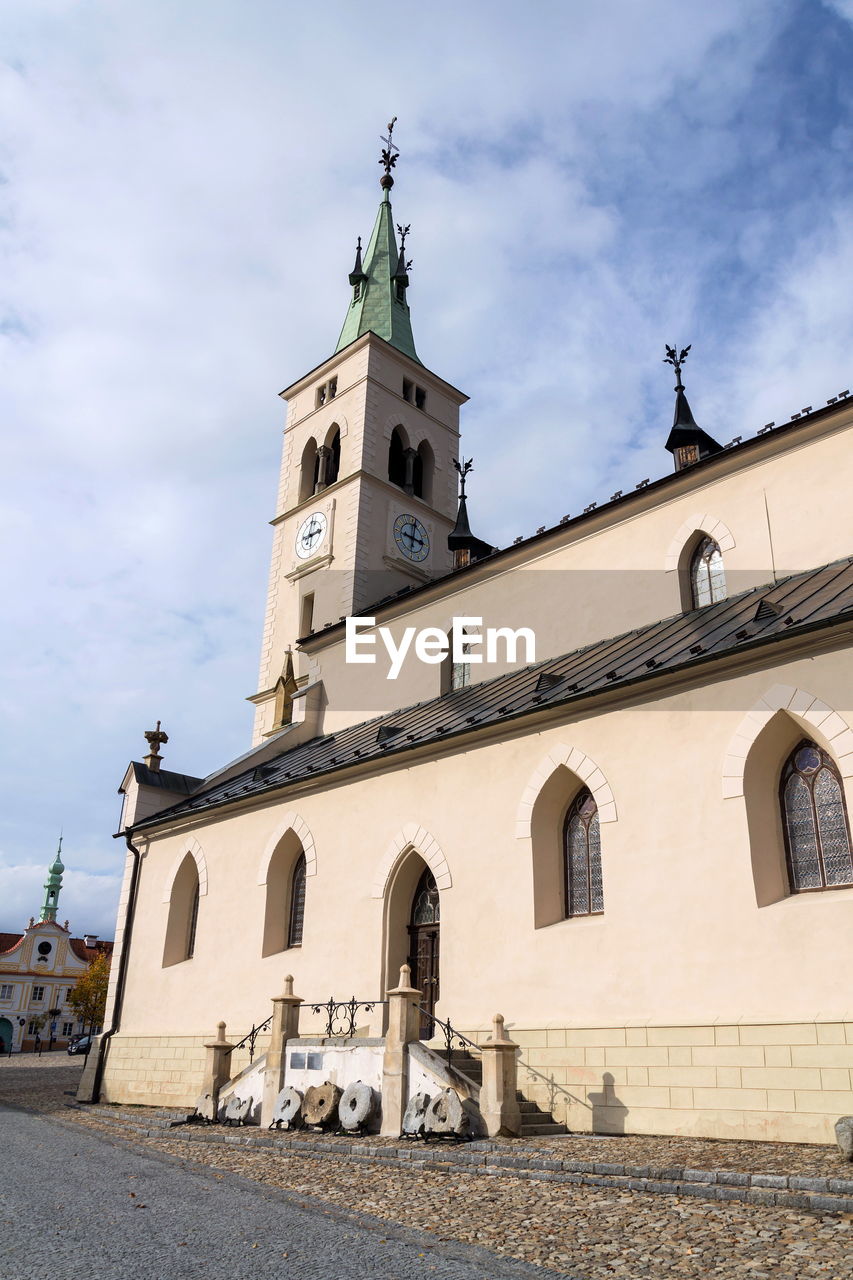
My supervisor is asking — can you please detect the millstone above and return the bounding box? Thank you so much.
[338,1080,373,1130]
[194,1091,216,1122]
[271,1086,303,1130]
[224,1094,253,1125]
[424,1087,467,1136]
[402,1091,431,1136]
[836,1116,853,1161]
[302,1081,341,1126]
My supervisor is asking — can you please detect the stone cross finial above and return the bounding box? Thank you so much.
[144,720,168,757]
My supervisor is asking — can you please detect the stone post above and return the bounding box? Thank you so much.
[380,963,422,1137]
[202,1021,234,1118]
[479,1014,522,1138]
[260,975,303,1128]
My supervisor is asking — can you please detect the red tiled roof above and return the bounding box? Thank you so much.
[68,938,114,964]
[0,932,23,954]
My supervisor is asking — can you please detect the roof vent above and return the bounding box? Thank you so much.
[754,599,783,622]
[535,672,563,692]
[376,724,404,744]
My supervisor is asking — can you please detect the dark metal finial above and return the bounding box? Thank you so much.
[380,116,399,179]
[453,457,474,497]
[144,719,169,757]
[663,343,691,390]
[396,223,410,252]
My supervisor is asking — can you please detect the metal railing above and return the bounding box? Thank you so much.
[233,1016,272,1064]
[417,1005,482,1068]
[308,997,386,1038]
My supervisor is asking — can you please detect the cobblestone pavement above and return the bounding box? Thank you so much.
[3,1058,853,1278]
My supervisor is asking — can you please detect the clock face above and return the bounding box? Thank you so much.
[295,511,328,560]
[394,513,430,563]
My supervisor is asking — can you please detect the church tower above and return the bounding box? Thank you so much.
[250,124,467,743]
[39,837,65,923]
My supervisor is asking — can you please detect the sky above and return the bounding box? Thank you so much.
[2,0,853,936]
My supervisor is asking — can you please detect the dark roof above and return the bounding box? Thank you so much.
[69,938,114,964]
[126,763,204,794]
[303,393,852,645]
[132,557,853,832]
[0,932,22,954]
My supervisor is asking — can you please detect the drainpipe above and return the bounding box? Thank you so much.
[89,831,142,1103]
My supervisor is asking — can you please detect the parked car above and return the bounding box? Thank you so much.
[67,1035,93,1056]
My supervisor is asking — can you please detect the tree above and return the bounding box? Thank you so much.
[68,951,110,1030]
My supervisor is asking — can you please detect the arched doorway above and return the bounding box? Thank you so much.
[408,867,440,1037]
[0,1017,13,1054]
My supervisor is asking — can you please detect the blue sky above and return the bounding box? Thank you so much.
[1,0,853,935]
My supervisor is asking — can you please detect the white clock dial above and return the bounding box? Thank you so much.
[393,513,430,563]
[295,511,328,560]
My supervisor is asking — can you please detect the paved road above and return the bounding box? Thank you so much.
[0,1104,550,1280]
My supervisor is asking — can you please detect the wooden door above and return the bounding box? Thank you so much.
[407,868,440,1039]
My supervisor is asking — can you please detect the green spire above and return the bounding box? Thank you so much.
[335,121,420,363]
[39,835,65,923]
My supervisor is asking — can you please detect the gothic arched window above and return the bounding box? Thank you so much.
[388,427,407,488]
[325,428,341,487]
[163,853,201,966]
[287,853,307,947]
[563,789,603,917]
[186,883,200,959]
[780,741,853,892]
[690,536,726,608]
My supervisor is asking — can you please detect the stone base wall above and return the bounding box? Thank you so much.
[102,1022,853,1144]
[474,1022,853,1146]
[101,1035,270,1108]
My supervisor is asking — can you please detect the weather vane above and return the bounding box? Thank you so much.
[663,343,691,389]
[380,116,399,180]
[454,457,474,497]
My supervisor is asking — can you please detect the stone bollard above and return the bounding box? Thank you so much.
[479,1014,522,1138]
[260,976,303,1129]
[202,1021,235,1118]
[381,963,422,1137]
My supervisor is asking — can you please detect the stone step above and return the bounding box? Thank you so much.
[520,1121,570,1137]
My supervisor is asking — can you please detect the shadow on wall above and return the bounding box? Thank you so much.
[588,1071,629,1135]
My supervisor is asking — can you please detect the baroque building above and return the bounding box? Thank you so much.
[0,841,113,1053]
[93,130,853,1144]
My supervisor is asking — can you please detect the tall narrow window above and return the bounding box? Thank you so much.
[690,537,726,608]
[186,883,200,958]
[781,741,853,892]
[288,853,306,947]
[563,789,604,917]
[388,427,407,488]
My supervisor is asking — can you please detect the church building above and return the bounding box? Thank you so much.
[96,126,853,1144]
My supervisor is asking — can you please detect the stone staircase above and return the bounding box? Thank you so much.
[446,1049,568,1137]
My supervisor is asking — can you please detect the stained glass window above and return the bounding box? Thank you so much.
[690,537,726,608]
[563,789,604,917]
[288,853,306,947]
[411,869,440,925]
[781,741,853,892]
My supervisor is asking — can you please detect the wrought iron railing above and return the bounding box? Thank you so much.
[417,1005,482,1068]
[233,1015,272,1063]
[309,997,386,1038]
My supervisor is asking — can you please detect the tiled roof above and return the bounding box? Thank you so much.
[132,557,853,832]
[68,938,114,964]
[0,932,23,954]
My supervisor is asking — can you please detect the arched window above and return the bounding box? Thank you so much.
[298,438,319,505]
[287,853,307,947]
[780,741,853,892]
[563,789,604,917]
[325,427,341,487]
[414,440,434,503]
[162,853,201,966]
[388,427,407,489]
[690,536,726,608]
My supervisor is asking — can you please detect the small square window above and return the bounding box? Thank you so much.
[402,379,413,402]
[306,1052,324,1071]
[415,386,426,411]
[32,986,44,1001]
[289,1051,306,1069]
[328,377,337,399]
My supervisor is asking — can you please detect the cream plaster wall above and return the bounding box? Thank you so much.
[302,407,853,731]
[106,644,853,1138]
